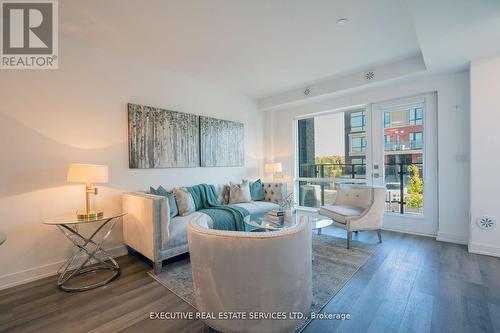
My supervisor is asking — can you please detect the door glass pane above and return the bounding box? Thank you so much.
[298,180,337,208]
[297,109,367,208]
[383,105,424,214]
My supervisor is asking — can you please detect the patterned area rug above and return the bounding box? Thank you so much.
[149,233,377,331]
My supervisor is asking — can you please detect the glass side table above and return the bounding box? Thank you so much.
[43,213,126,292]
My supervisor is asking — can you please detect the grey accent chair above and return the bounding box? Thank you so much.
[319,185,386,249]
[187,216,312,333]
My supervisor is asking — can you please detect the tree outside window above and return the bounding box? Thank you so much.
[406,164,423,210]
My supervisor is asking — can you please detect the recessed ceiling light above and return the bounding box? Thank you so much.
[337,18,348,26]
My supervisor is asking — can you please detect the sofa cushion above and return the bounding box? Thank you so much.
[173,187,196,216]
[228,180,252,204]
[231,201,280,215]
[165,212,213,249]
[335,186,373,209]
[166,201,277,248]
[319,205,365,224]
[249,179,265,201]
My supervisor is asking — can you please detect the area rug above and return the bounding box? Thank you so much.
[148,233,377,332]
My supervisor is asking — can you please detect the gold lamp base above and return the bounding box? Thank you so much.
[77,210,104,219]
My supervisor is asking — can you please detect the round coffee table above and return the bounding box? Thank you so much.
[245,213,332,233]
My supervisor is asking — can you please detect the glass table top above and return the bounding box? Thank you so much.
[43,213,126,225]
[246,212,332,231]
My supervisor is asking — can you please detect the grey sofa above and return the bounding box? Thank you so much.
[122,182,286,273]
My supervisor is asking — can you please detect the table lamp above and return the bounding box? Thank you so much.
[67,163,109,219]
[265,162,282,182]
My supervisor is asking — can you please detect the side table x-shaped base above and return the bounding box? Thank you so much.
[44,213,125,292]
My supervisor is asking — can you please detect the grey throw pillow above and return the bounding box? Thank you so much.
[228,180,252,204]
[215,184,230,205]
[172,187,196,216]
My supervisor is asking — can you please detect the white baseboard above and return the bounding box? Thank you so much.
[468,242,500,257]
[436,231,468,245]
[381,226,436,239]
[0,245,128,291]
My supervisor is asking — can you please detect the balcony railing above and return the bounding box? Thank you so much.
[298,163,366,179]
[298,162,423,215]
[384,163,423,214]
[384,140,423,151]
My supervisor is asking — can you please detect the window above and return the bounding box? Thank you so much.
[296,109,367,208]
[384,112,391,128]
[297,118,316,178]
[351,158,365,165]
[384,134,392,150]
[351,136,366,152]
[350,111,365,132]
[409,107,423,125]
[382,102,425,215]
[409,132,423,149]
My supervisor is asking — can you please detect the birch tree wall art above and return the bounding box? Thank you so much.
[128,103,199,168]
[200,116,244,167]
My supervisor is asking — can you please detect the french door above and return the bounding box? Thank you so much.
[295,93,438,235]
[369,93,438,235]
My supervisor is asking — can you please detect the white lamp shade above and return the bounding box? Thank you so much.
[67,163,109,184]
[265,163,282,173]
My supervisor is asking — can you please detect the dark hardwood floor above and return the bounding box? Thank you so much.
[1,228,499,333]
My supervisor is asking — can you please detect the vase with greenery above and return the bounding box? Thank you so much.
[278,191,296,218]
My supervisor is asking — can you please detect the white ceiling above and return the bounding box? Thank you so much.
[61,0,500,99]
[407,0,500,71]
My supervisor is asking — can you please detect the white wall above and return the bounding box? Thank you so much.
[0,37,263,289]
[263,70,470,244]
[470,55,500,257]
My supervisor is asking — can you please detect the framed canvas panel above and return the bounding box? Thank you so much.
[128,103,199,168]
[200,116,244,167]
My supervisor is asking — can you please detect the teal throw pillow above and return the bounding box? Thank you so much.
[250,179,265,201]
[150,186,178,218]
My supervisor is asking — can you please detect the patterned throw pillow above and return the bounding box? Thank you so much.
[172,187,196,216]
[249,179,265,201]
[263,183,286,204]
[228,180,252,204]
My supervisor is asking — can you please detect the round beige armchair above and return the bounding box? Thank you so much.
[187,218,312,333]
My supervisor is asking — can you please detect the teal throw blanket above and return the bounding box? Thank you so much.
[187,184,249,231]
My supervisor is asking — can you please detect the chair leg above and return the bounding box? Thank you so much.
[377,229,382,243]
[153,260,163,275]
[126,246,136,255]
[347,231,352,249]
